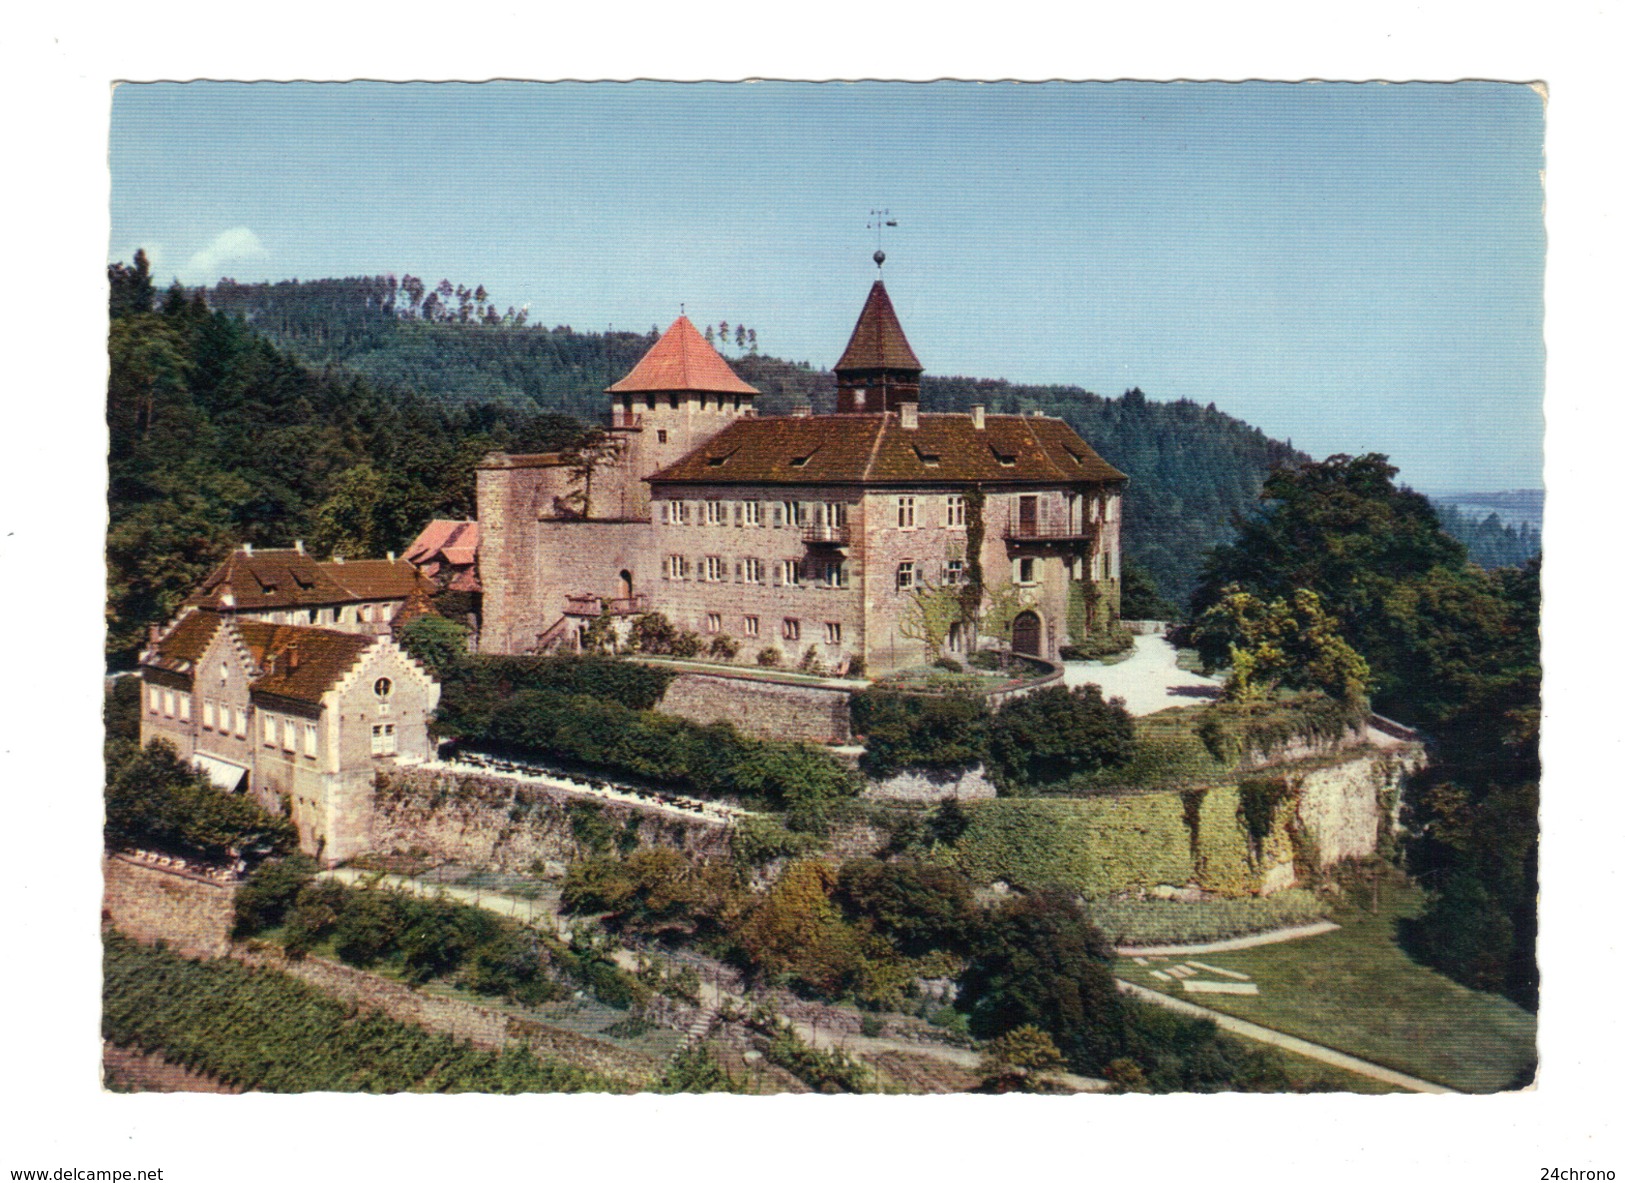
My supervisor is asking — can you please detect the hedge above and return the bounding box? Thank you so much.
[945,783,1299,900]
[1088,889,1328,947]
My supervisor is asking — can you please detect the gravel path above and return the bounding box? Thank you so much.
[1063,635,1221,716]
[1116,920,1343,957]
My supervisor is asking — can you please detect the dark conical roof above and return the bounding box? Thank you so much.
[834,281,922,373]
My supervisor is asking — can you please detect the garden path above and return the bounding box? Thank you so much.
[1063,635,1221,716]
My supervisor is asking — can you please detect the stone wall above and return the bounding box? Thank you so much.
[863,763,998,802]
[657,669,854,744]
[102,853,237,958]
[232,944,658,1082]
[369,765,732,871]
[1295,748,1424,869]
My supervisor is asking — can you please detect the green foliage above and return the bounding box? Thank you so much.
[978,1024,1065,1091]
[849,688,990,778]
[1191,587,1369,703]
[833,858,979,958]
[232,855,318,936]
[104,677,142,743]
[751,1012,873,1094]
[1194,691,1368,766]
[1058,623,1135,661]
[658,1043,738,1093]
[561,848,745,944]
[567,801,620,856]
[1430,500,1541,571]
[1119,555,1181,620]
[1087,889,1328,947]
[984,684,1134,790]
[104,739,297,864]
[730,815,822,867]
[395,614,471,679]
[102,931,618,1093]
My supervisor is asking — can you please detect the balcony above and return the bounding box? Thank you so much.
[1003,520,1094,544]
[802,524,850,546]
[563,593,649,617]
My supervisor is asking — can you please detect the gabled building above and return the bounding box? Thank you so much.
[182,543,435,635]
[476,269,1127,673]
[403,520,482,594]
[138,609,440,864]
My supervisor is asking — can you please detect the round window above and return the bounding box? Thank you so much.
[374,677,392,699]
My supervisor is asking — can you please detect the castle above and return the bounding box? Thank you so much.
[477,270,1128,674]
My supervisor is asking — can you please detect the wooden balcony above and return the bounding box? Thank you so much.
[563,593,649,617]
[802,524,850,546]
[1003,521,1094,544]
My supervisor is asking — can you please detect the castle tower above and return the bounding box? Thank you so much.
[833,279,923,413]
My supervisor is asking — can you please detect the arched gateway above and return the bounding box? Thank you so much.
[1011,610,1042,658]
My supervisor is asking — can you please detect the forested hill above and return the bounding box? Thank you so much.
[201,275,1307,607]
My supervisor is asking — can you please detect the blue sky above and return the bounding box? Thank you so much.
[109,81,1545,493]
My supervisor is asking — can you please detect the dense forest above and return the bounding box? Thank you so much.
[199,275,1311,607]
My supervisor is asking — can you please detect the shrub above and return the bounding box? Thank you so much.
[845,655,866,678]
[797,643,823,674]
[756,647,783,668]
[850,688,990,777]
[731,815,822,867]
[396,614,472,678]
[105,739,298,865]
[707,633,740,660]
[233,855,318,936]
[985,684,1134,790]
[933,656,964,672]
[1058,623,1134,662]
[967,650,1003,672]
[670,629,704,659]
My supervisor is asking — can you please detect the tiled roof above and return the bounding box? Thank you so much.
[606,316,760,396]
[141,610,225,677]
[233,618,377,706]
[325,559,432,601]
[184,550,429,611]
[648,411,1127,487]
[404,519,480,569]
[834,282,922,374]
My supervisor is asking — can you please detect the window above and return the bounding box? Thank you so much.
[824,622,842,645]
[705,613,722,634]
[948,621,966,652]
[1105,494,1119,523]
[303,722,318,758]
[218,661,229,685]
[1092,549,1104,580]
[704,555,727,582]
[826,502,847,528]
[1017,557,1037,585]
[163,690,175,717]
[234,708,247,738]
[374,677,392,699]
[742,500,761,527]
[178,695,191,722]
[666,554,690,581]
[945,493,966,527]
[773,503,785,528]
[147,685,160,713]
[897,561,915,591]
[897,496,916,529]
[282,720,296,752]
[1105,546,1116,580]
[203,700,216,730]
[785,501,809,527]
[1090,497,1102,523]
[743,615,760,637]
[782,618,801,641]
[676,501,692,525]
[741,557,764,584]
[705,500,726,526]
[263,715,276,746]
[371,723,397,757]
[825,561,848,589]
[657,429,668,444]
[779,559,802,587]
[360,604,373,624]
[945,558,965,585]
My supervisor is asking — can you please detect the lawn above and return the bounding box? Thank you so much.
[1113,875,1537,1093]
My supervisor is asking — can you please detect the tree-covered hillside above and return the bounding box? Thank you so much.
[202,276,1306,607]
[1431,502,1542,570]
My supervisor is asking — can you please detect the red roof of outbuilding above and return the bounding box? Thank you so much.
[607,316,760,396]
[834,281,922,374]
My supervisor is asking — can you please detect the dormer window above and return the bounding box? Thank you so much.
[989,443,1017,466]
[912,445,940,466]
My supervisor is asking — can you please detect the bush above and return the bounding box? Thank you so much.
[985,684,1134,790]
[233,855,318,935]
[1058,623,1134,662]
[105,739,298,865]
[756,647,782,668]
[933,656,964,672]
[731,815,822,867]
[850,688,990,778]
[396,614,472,678]
[708,633,740,660]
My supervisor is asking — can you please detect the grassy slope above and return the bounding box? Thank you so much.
[1113,880,1537,1093]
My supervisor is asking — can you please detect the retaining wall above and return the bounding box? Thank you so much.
[369,765,732,871]
[863,763,998,803]
[102,853,237,958]
[657,669,854,744]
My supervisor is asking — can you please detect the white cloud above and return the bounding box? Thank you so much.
[179,227,268,285]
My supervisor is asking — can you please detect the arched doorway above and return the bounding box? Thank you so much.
[1011,610,1042,657]
[618,570,633,601]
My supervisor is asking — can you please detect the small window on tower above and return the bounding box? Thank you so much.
[657,429,668,444]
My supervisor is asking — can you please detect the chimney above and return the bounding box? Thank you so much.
[332,555,345,564]
[899,402,919,430]
[148,624,161,644]
[387,550,396,562]
[971,405,986,430]
[242,541,253,555]
[286,645,300,671]
[294,539,304,554]
[791,404,813,418]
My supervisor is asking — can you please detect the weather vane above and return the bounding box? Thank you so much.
[867,208,898,268]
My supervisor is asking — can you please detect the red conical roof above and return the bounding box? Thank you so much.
[607,315,759,396]
[835,280,922,373]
